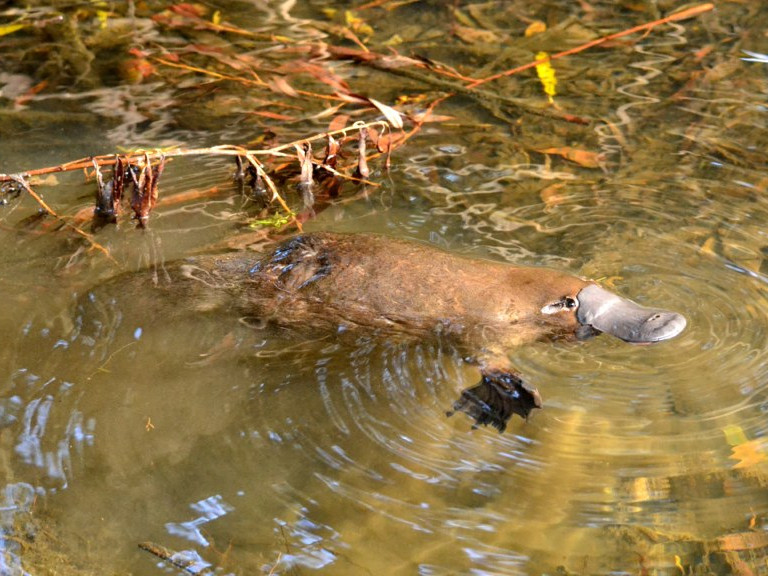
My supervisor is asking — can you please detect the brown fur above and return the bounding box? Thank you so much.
[175,233,592,356]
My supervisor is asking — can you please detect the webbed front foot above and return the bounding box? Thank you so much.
[447,369,542,433]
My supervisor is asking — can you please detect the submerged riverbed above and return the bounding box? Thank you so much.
[1,1,768,574]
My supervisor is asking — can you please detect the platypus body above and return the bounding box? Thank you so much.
[105,233,686,431]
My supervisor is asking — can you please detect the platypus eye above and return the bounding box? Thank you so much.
[541,296,579,315]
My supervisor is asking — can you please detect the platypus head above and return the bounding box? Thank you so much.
[540,281,686,343]
[574,283,687,343]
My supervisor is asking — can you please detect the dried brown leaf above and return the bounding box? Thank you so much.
[169,3,208,18]
[373,131,405,153]
[328,114,350,133]
[250,110,296,121]
[524,21,547,37]
[453,25,499,44]
[410,110,453,123]
[717,531,768,552]
[356,128,370,178]
[268,76,299,98]
[536,147,603,168]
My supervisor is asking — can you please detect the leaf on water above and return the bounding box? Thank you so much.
[525,21,547,37]
[674,555,684,575]
[96,10,111,29]
[371,131,405,153]
[723,424,749,446]
[368,98,404,129]
[409,110,453,124]
[717,531,768,552]
[540,182,568,209]
[121,58,155,83]
[724,425,768,470]
[337,93,403,129]
[344,11,374,37]
[29,175,59,187]
[0,23,26,37]
[536,146,602,168]
[395,93,428,106]
[534,51,557,103]
[383,34,404,47]
[730,440,768,470]
[250,110,296,121]
[699,236,717,256]
[453,25,499,44]
[170,3,208,18]
[249,214,292,229]
[327,114,349,133]
[307,104,346,121]
[268,76,299,98]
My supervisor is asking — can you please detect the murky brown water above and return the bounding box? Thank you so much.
[2,1,768,574]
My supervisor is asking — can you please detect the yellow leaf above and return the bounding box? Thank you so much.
[0,23,25,37]
[249,214,292,229]
[724,425,768,469]
[395,93,428,106]
[525,21,547,37]
[344,11,373,37]
[535,51,557,103]
[700,236,717,256]
[730,440,767,469]
[345,10,360,25]
[212,10,221,25]
[674,555,684,575]
[29,175,60,187]
[383,34,403,46]
[96,10,110,29]
[723,424,749,446]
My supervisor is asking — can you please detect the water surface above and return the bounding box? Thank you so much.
[1,1,768,574]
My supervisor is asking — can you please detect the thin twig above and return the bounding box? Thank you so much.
[464,3,715,89]
[0,120,394,182]
[241,152,303,232]
[153,57,346,102]
[268,552,283,576]
[10,174,114,260]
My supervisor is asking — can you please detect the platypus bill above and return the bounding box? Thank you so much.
[149,233,687,432]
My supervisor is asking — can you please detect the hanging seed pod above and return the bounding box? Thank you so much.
[92,159,116,222]
[355,127,370,179]
[296,142,314,209]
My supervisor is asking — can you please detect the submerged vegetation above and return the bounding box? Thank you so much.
[0,1,722,256]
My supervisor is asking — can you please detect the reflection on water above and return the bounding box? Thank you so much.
[1,0,768,574]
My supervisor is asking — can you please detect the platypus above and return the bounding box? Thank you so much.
[109,232,686,431]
